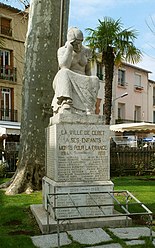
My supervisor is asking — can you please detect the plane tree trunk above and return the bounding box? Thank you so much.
[5,0,70,195]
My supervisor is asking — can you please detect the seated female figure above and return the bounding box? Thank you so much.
[51,27,100,115]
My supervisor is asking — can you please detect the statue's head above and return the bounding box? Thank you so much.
[67,27,83,53]
[67,27,83,42]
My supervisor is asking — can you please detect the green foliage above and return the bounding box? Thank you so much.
[85,16,142,65]
[133,157,155,176]
[0,162,6,178]
[133,160,145,176]
[149,155,155,175]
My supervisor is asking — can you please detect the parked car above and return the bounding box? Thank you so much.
[143,137,155,148]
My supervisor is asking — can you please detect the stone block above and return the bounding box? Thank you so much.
[42,177,114,219]
[46,117,110,182]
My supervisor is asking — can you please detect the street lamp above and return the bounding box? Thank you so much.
[111,92,128,124]
[113,92,128,102]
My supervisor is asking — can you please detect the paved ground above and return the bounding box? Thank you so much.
[31,227,155,248]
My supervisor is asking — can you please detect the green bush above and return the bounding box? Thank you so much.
[149,156,155,175]
[134,160,145,176]
[0,162,6,178]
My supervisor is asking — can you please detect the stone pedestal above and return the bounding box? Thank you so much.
[31,112,131,233]
[43,112,114,219]
[43,177,114,219]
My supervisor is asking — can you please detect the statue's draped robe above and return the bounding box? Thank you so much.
[52,44,100,113]
[52,68,99,112]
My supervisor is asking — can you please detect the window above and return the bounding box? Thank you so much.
[118,103,125,120]
[134,106,141,122]
[1,50,10,79]
[135,73,142,87]
[153,111,155,123]
[118,69,126,86]
[118,107,121,119]
[0,17,12,36]
[0,88,11,120]
[97,63,103,80]
[1,50,10,67]
[0,50,16,81]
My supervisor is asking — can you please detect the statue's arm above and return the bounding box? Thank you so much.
[85,61,91,76]
[84,46,92,76]
[58,43,73,69]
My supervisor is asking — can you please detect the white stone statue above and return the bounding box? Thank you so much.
[51,27,100,115]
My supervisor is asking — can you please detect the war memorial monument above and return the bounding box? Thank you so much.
[31,27,125,233]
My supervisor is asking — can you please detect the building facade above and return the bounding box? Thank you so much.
[0,3,28,168]
[149,79,155,123]
[94,61,152,124]
[0,4,28,124]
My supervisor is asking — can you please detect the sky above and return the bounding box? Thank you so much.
[1,0,155,80]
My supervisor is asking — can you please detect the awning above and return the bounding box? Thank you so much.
[110,122,155,132]
[0,121,20,136]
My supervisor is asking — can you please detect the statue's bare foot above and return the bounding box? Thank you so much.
[58,99,73,113]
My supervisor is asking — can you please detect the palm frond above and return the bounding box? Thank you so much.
[85,16,141,65]
[85,16,142,124]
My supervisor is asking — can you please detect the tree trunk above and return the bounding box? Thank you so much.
[5,0,70,195]
[103,47,115,125]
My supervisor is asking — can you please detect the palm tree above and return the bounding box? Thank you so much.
[86,17,142,124]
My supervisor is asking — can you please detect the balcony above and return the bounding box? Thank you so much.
[0,25,12,37]
[0,109,18,122]
[118,82,127,88]
[0,66,17,82]
[134,85,143,92]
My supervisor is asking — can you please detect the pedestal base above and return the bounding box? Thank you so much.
[43,176,114,219]
[31,204,132,234]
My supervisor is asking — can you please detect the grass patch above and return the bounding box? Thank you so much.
[0,178,42,247]
[0,176,155,248]
[113,176,155,232]
[112,176,155,214]
[0,236,35,248]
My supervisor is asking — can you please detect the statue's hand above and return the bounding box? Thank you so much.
[70,40,76,45]
[65,40,74,50]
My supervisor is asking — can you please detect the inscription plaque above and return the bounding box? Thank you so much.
[46,123,110,182]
